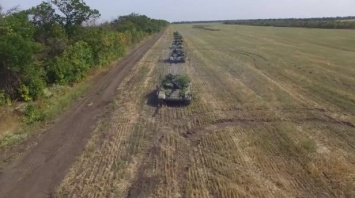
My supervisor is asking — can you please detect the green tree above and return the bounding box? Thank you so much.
[29,2,58,28]
[29,2,68,58]
[0,11,44,100]
[0,1,167,103]
[0,11,39,72]
[51,0,100,37]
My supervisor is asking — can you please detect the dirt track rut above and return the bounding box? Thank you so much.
[0,33,163,198]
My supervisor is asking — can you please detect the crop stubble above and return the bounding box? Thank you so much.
[57,25,355,198]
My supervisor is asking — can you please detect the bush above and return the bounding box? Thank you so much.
[0,132,28,149]
[0,90,6,106]
[19,85,32,102]
[0,33,40,73]
[26,76,46,100]
[46,41,94,85]
[17,62,46,101]
[0,90,11,106]
[23,104,45,124]
[69,41,94,79]
[0,6,168,105]
[82,29,126,66]
[176,75,191,88]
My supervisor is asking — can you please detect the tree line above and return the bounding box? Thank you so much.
[224,17,355,29]
[0,0,168,104]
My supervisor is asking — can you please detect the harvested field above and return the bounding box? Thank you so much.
[1,23,354,198]
[55,24,355,197]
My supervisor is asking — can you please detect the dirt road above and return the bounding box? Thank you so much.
[0,33,163,198]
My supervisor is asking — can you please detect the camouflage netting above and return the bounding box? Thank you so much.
[162,74,190,89]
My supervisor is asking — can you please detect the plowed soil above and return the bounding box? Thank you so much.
[0,33,163,198]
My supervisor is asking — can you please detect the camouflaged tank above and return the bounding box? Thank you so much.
[174,37,183,42]
[173,31,182,37]
[173,32,184,42]
[171,44,183,50]
[172,40,183,49]
[169,49,186,63]
[157,74,192,106]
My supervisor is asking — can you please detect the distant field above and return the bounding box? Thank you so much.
[340,19,355,22]
[56,24,355,197]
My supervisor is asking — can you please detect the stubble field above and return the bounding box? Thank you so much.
[56,24,355,198]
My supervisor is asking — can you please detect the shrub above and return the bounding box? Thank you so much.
[0,96,4,106]
[23,104,45,124]
[176,75,191,88]
[26,76,46,100]
[19,85,32,102]
[0,90,6,106]
[0,132,28,149]
[82,29,126,66]
[46,41,94,85]
[69,41,94,79]
[17,62,46,101]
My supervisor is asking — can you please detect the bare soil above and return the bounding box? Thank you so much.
[0,33,163,198]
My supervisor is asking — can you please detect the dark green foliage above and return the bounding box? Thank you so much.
[28,2,57,27]
[162,74,191,89]
[51,0,100,38]
[114,13,167,33]
[176,75,191,89]
[0,1,168,104]
[224,17,355,29]
[47,41,93,84]
[80,28,126,66]
[0,90,6,106]
[29,2,68,58]
[1,11,36,39]
[0,34,36,72]
[0,12,39,73]
[23,104,45,124]
[26,77,45,100]
[22,63,46,100]
[110,13,168,44]
[0,11,44,100]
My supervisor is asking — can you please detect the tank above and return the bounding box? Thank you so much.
[156,74,192,106]
[173,31,182,37]
[173,32,184,42]
[169,56,185,63]
[169,49,186,63]
[174,37,183,42]
[169,55,186,63]
[171,44,183,50]
[172,41,183,48]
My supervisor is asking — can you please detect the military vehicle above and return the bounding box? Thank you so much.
[173,32,184,42]
[173,31,182,37]
[172,40,183,45]
[171,43,183,50]
[156,74,192,106]
[174,37,183,42]
[169,31,186,62]
[169,49,186,63]
[169,54,186,63]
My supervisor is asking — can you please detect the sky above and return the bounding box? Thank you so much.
[1,0,355,22]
